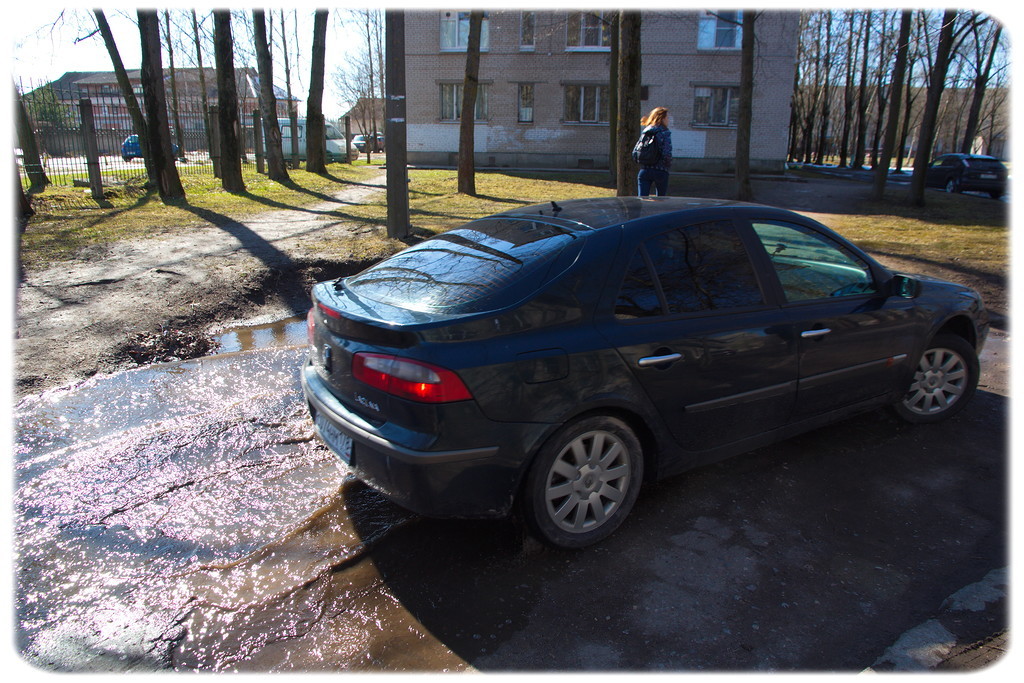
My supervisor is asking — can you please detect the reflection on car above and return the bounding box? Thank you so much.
[925,153,1007,199]
[302,197,989,547]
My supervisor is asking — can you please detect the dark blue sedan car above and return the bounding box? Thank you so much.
[121,134,180,161]
[302,197,988,547]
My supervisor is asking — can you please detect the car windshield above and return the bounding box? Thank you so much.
[344,218,578,314]
[325,123,344,139]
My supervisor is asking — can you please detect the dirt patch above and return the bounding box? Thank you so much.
[15,172,388,397]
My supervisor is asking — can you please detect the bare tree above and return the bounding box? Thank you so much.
[305,9,329,174]
[278,9,299,168]
[213,10,245,192]
[252,9,289,181]
[94,9,154,184]
[909,10,964,206]
[163,10,186,160]
[959,19,1003,153]
[137,10,185,202]
[871,10,912,199]
[851,10,872,169]
[457,11,484,196]
[189,10,213,155]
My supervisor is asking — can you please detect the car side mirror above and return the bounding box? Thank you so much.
[890,274,921,299]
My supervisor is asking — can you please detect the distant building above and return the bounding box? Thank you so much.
[404,10,799,172]
[26,67,297,133]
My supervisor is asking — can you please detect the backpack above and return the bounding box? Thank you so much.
[632,128,662,166]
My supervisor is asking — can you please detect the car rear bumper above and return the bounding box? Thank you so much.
[301,360,531,519]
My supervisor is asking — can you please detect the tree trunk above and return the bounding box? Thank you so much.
[457,11,484,196]
[138,10,185,202]
[212,10,245,192]
[15,86,50,193]
[813,12,832,165]
[253,9,289,181]
[95,9,154,184]
[871,10,912,200]
[735,11,756,201]
[909,10,958,206]
[615,11,642,196]
[306,10,329,174]
[839,11,855,167]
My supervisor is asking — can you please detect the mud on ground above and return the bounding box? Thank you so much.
[13,172,1007,399]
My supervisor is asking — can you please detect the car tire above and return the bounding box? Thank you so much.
[989,190,1004,200]
[122,155,133,162]
[893,333,979,424]
[945,177,960,193]
[522,415,644,548]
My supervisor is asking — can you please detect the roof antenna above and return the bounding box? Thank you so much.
[551,201,562,214]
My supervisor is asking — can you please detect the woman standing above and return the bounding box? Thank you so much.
[635,107,673,196]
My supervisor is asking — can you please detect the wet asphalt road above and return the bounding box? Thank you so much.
[13,331,1008,672]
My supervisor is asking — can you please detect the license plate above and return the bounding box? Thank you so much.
[981,173,997,179]
[315,414,353,464]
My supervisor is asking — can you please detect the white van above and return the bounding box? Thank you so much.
[279,118,348,162]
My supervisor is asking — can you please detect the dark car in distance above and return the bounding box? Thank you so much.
[121,134,180,161]
[302,197,988,547]
[925,153,1008,199]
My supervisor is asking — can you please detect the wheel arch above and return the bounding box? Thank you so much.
[934,314,979,350]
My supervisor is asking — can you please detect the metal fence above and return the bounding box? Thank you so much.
[16,78,267,211]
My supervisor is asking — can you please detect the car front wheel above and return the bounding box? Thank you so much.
[945,177,960,193]
[522,415,644,548]
[893,334,979,424]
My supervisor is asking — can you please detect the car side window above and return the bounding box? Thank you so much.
[751,221,877,302]
[615,220,764,318]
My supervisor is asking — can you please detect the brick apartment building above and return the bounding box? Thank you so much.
[404,10,799,173]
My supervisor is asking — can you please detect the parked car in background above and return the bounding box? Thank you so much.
[121,134,179,161]
[302,197,989,548]
[925,153,1008,199]
[351,133,384,153]
[279,118,348,163]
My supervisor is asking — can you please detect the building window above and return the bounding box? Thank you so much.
[518,84,534,123]
[693,86,739,126]
[566,11,610,50]
[440,11,490,51]
[440,83,489,121]
[564,84,609,123]
[520,11,535,50]
[698,11,742,50]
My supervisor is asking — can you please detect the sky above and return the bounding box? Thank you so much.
[9,4,370,119]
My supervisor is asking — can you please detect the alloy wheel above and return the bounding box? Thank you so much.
[544,429,632,534]
[902,346,968,417]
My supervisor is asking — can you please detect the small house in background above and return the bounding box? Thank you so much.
[403,10,799,173]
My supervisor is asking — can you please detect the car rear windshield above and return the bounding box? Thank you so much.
[344,218,579,314]
[970,158,1005,170]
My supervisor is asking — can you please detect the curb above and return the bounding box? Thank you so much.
[865,568,1008,672]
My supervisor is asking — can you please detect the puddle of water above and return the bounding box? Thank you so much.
[213,315,309,355]
[15,347,468,672]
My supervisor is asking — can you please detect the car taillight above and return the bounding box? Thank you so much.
[352,352,472,403]
[307,307,316,345]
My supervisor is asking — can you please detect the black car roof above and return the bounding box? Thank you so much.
[492,196,774,232]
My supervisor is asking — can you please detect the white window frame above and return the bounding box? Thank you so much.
[697,11,743,50]
[520,11,536,51]
[518,83,535,123]
[440,11,490,52]
[564,84,609,124]
[440,82,490,121]
[693,85,740,127]
[566,11,611,51]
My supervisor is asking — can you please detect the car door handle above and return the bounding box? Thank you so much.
[638,352,683,367]
[801,328,832,339]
